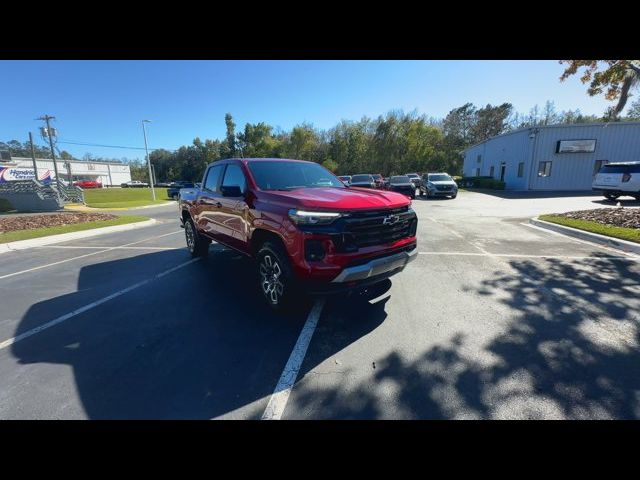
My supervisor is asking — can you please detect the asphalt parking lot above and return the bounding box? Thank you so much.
[1,191,639,419]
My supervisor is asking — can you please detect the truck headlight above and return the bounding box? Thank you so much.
[288,209,343,225]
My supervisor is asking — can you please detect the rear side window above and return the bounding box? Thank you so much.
[600,164,640,174]
[204,165,224,192]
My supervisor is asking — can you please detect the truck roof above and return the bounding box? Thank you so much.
[208,157,313,167]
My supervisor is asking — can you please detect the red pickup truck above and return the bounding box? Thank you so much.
[179,158,418,310]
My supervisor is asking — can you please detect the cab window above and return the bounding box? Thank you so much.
[221,163,247,194]
[204,165,224,192]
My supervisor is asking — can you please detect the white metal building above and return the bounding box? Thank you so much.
[462,122,640,191]
[0,157,131,186]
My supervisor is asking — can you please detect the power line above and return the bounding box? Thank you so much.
[57,139,178,152]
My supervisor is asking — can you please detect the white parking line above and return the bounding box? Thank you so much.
[261,299,325,420]
[418,251,636,261]
[0,230,183,281]
[37,246,180,251]
[0,257,201,351]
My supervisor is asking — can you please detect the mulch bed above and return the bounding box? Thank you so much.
[0,213,118,234]
[553,208,640,229]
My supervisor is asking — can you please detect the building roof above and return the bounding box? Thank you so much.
[6,157,125,165]
[463,121,640,153]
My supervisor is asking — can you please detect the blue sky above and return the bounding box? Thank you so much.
[0,60,611,161]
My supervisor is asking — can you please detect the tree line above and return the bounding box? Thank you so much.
[141,101,640,182]
[3,99,639,183]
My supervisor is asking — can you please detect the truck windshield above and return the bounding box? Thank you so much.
[351,175,372,182]
[247,161,344,191]
[599,164,640,174]
[390,176,410,184]
[429,174,452,182]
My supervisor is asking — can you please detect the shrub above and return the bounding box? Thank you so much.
[459,176,505,190]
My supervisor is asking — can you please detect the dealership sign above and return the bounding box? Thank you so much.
[0,167,52,183]
[556,139,596,153]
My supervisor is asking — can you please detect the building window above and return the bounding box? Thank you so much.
[517,162,524,178]
[594,160,608,176]
[477,155,481,163]
[538,161,552,177]
[489,166,495,177]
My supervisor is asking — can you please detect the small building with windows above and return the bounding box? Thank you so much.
[462,121,640,191]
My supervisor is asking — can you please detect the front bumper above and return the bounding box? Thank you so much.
[331,247,418,283]
[432,190,457,196]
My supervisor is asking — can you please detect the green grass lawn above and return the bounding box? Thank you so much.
[539,214,640,244]
[0,215,149,243]
[83,188,170,208]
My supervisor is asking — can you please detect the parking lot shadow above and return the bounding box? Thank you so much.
[591,197,640,207]
[289,253,640,419]
[10,246,387,419]
[464,190,602,200]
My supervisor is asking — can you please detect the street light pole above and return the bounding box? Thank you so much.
[142,120,155,200]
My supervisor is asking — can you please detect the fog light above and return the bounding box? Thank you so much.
[305,240,326,261]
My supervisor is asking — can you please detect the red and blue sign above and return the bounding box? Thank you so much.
[0,167,52,184]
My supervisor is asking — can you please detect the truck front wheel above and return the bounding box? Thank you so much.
[185,218,210,258]
[257,241,298,311]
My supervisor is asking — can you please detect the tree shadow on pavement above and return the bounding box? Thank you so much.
[289,253,640,419]
[9,245,388,419]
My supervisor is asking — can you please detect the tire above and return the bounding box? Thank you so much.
[256,241,299,311]
[184,218,210,258]
[451,194,457,199]
[604,192,620,201]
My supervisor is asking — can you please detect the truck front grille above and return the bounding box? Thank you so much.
[335,207,416,249]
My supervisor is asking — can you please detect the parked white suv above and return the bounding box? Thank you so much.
[592,162,640,201]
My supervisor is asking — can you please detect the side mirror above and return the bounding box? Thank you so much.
[221,185,243,197]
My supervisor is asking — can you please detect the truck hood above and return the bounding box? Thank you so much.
[261,187,411,210]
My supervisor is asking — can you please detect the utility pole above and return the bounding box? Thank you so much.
[142,120,156,200]
[37,115,60,190]
[28,132,39,180]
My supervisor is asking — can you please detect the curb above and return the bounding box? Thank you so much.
[0,218,157,254]
[530,217,640,256]
[65,201,174,212]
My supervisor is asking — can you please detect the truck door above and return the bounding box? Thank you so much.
[217,163,251,253]
[196,164,224,239]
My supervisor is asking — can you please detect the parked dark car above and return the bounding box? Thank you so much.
[349,174,376,189]
[167,181,196,200]
[388,175,416,199]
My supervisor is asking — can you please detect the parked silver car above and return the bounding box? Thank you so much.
[592,161,640,201]
[420,173,458,199]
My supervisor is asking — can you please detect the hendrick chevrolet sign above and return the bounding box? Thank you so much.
[0,167,52,183]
